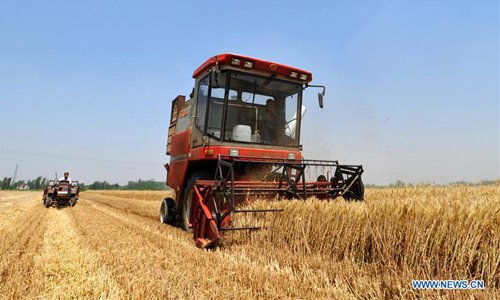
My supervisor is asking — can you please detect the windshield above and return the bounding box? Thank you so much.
[198,71,303,147]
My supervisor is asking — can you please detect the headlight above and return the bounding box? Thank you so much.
[287,153,296,160]
[229,149,239,157]
[231,58,241,66]
[243,61,254,68]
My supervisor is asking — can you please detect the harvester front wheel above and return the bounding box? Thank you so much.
[160,198,175,225]
[182,172,209,232]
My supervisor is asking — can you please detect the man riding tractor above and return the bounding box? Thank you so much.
[43,172,80,208]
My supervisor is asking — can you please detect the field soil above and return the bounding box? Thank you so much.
[0,187,498,299]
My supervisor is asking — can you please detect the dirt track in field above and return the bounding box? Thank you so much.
[0,188,498,299]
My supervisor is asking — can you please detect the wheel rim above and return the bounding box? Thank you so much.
[160,201,166,223]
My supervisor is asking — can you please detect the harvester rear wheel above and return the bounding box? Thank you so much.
[182,172,209,232]
[160,198,175,224]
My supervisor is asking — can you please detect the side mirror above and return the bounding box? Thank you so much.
[308,84,326,108]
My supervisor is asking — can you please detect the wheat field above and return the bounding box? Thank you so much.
[0,186,498,299]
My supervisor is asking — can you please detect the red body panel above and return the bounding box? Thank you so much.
[189,146,301,161]
[192,53,312,83]
[169,130,190,156]
[168,160,188,192]
[167,130,190,192]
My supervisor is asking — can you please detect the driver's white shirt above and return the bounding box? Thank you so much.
[59,177,72,184]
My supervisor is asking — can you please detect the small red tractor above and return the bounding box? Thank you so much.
[43,180,79,208]
[160,53,364,248]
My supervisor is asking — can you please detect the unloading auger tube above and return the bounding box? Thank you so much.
[191,155,364,248]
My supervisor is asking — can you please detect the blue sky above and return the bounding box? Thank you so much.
[0,0,498,184]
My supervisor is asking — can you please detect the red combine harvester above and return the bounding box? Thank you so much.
[160,53,364,248]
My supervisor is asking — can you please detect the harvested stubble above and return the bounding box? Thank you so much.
[0,194,48,299]
[85,190,172,202]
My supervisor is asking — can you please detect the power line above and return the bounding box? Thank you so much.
[0,157,161,171]
[0,148,162,167]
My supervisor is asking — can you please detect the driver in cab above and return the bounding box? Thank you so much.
[260,99,277,144]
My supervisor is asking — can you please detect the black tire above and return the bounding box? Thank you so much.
[160,198,175,225]
[182,172,209,232]
[44,196,52,208]
[69,197,77,207]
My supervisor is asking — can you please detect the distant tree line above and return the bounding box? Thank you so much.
[1,176,49,190]
[84,179,167,191]
[0,177,167,191]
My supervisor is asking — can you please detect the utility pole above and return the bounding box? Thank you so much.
[11,164,18,187]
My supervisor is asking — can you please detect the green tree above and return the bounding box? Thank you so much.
[1,177,12,189]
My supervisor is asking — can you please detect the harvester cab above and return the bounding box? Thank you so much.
[160,53,364,248]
